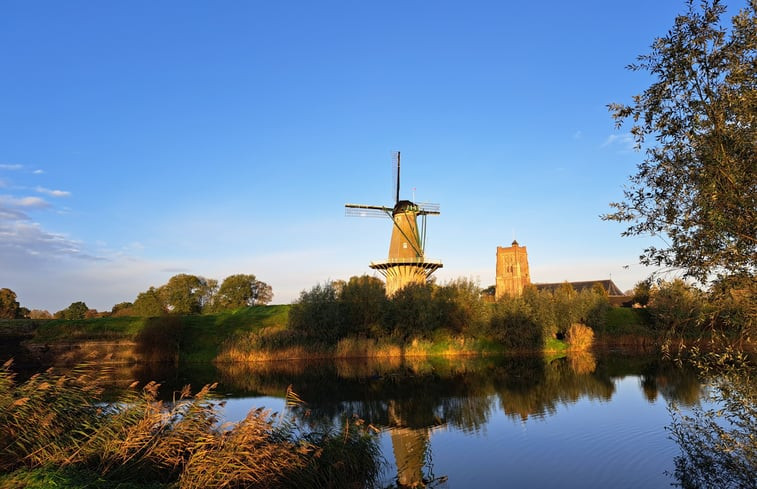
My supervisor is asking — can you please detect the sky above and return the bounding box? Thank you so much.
[1,1,740,312]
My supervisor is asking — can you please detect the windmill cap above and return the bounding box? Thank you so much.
[393,200,418,214]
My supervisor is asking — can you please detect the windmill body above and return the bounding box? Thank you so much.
[345,153,442,296]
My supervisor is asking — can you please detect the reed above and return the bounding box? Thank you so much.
[0,361,381,488]
[565,323,594,352]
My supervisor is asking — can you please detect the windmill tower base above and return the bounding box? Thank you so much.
[370,260,442,297]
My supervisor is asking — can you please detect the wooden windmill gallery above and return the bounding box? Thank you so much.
[345,152,442,296]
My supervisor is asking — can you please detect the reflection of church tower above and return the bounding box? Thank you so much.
[495,240,531,300]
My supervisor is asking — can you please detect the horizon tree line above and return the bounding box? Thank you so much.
[0,273,273,320]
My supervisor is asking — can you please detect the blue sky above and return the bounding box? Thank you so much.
[1,1,733,311]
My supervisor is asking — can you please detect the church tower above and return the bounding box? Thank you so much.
[495,240,531,299]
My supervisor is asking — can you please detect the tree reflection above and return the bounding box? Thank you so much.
[211,353,707,487]
[668,350,756,489]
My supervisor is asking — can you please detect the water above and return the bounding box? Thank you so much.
[91,352,708,488]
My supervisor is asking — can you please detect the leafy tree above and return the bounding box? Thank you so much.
[384,283,436,339]
[604,0,756,285]
[111,302,134,317]
[432,278,487,335]
[213,274,273,311]
[28,309,52,320]
[339,275,386,336]
[56,301,89,320]
[288,281,342,341]
[159,274,208,315]
[632,279,653,307]
[649,279,704,333]
[132,287,165,317]
[0,288,20,319]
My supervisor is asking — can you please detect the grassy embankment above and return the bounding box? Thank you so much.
[4,304,666,365]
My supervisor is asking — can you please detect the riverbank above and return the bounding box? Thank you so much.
[3,305,740,367]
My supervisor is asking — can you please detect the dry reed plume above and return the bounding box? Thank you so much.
[0,360,381,488]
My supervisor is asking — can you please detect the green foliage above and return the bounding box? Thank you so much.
[56,301,89,320]
[384,283,436,339]
[668,347,757,488]
[339,275,387,336]
[489,296,544,351]
[632,279,653,307]
[213,274,273,311]
[287,282,342,342]
[648,279,705,334]
[110,301,133,317]
[432,278,487,335]
[0,288,21,319]
[604,0,756,284]
[132,287,165,317]
[159,273,208,315]
[706,276,756,339]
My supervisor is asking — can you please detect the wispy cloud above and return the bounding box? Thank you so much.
[0,217,96,260]
[36,186,71,198]
[601,133,635,150]
[0,195,50,208]
[573,130,582,140]
[0,164,23,171]
[33,169,44,174]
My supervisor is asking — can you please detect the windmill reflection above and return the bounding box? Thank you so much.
[108,353,704,486]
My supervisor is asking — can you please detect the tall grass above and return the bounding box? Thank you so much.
[0,361,381,489]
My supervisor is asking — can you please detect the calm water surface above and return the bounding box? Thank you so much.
[121,353,705,488]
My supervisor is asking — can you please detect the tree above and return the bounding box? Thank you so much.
[250,279,273,306]
[56,301,89,320]
[111,302,134,317]
[0,288,20,319]
[214,274,273,311]
[29,309,52,320]
[159,274,208,315]
[132,287,165,317]
[604,0,756,285]
[632,279,653,307]
[339,275,386,336]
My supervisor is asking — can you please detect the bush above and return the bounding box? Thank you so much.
[565,323,594,351]
[432,278,488,335]
[288,282,342,342]
[339,275,387,337]
[489,297,544,351]
[648,279,704,334]
[383,283,436,339]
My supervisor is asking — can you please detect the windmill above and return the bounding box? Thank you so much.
[345,151,442,296]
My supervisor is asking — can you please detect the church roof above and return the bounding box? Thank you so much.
[533,280,625,296]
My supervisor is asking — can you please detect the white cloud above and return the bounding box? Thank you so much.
[35,186,71,197]
[0,164,23,171]
[0,195,50,208]
[33,169,44,174]
[601,133,635,150]
[573,130,582,140]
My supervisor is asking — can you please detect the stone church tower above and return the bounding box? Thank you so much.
[496,240,531,299]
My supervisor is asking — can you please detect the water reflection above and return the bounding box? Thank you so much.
[213,353,702,488]
[41,353,705,488]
